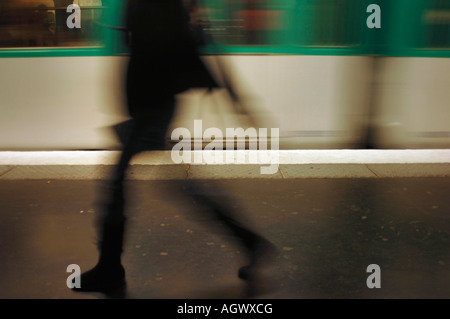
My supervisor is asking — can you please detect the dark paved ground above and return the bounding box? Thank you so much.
[0,177,449,299]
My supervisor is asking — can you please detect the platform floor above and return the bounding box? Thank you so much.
[0,177,449,299]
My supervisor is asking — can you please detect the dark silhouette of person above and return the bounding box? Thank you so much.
[73,0,276,297]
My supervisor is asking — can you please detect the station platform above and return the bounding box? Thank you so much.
[0,150,449,300]
[0,149,449,180]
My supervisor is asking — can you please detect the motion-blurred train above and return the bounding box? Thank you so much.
[0,0,449,150]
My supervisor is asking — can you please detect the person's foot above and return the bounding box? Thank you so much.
[238,240,279,297]
[72,264,126,293]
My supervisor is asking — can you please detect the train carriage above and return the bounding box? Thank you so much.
[0,0,449,150]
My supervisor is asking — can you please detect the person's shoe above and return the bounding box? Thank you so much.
[238,239,279,297]
[238,264,275,298]
[72,264,126,293]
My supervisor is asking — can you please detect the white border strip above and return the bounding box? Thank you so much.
[0,150,448,165]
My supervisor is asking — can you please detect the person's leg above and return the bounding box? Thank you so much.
[71,121,142,293]
[73,97,176,293]
[183,180,278,296]
[96,102,176,270]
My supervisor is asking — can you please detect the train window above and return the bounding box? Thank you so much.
[291,0,363,47]
[197,0,364,48]
[0,0,104,48]
[422,0,450,48]
[192,0,287,46]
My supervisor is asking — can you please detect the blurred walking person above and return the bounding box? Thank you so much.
[73,0,276,297]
